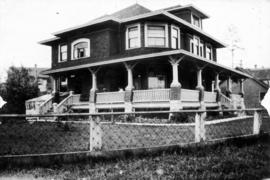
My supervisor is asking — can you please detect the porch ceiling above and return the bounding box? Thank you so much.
[42,49,251,79]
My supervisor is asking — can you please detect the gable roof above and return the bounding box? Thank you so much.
[245,68,270,80]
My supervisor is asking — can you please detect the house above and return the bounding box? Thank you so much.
[222,67,269,108]
[27,65,52,95]
[26,3,250,115]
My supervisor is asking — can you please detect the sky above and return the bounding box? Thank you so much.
[0,0,270,82]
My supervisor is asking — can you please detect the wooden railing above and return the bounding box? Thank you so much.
[204,91,217,103]
[96,92,125,104]
[39,96,54,114]
[56,94,80,113]
[220,93,232,108]
[231,94,242,107]
[133,89,170,103]
[181,89,200,102]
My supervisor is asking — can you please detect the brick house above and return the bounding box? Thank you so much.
[26,4,250,114]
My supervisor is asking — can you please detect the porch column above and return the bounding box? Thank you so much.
[124,62,136,112]
[239,79,245,109]
[196,68,205,110]
[226,76,232,97]
[169,56,184,111]
[88,67,100,113]
[52,76,60,104]
[214,73,222,113]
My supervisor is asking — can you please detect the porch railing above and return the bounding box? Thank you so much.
[181,89,200,102]
[231,94,243,107]
[204,91,217,103]
[96,92,125,104]
[133,89,170,103]
[220,93,232,108]
[39,96,54,114]
[56,94,80,113]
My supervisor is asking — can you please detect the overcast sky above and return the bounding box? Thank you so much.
[0,0,270,82]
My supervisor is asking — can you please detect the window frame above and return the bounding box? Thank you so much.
[144,22,169,48]
[71,38,90,60]
[125,23,141,50]
[58,44,68,63]
[170,25,180,49]
[205,43,213,60]
[191,13,202,28]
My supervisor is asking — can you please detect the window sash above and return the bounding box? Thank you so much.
[171,27,179,49]
[127,25,140,48]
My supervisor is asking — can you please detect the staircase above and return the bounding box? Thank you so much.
[220,93,232,109]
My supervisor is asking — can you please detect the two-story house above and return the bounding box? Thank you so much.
[26,4,250,114]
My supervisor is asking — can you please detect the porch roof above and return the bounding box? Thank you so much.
[42,50,251,79]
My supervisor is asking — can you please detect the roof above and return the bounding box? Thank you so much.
[27,67,50,79]
[236,67,269,88]
[42,50,250,79]
[40,3,224,47]
[245,68,270,80]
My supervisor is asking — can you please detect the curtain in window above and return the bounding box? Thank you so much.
[147,26,165,46]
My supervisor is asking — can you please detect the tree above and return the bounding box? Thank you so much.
[0,66,39,114]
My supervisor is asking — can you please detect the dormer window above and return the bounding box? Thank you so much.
[58,44,67,62]
[126,23,141,49]
[71,38,90,60]
[192,14,202,28]
[171,25,180,49]
[145,23,168,47]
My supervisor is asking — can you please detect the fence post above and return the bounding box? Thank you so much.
[89,115,102,151]
[253,111,262,135]
[195,112,206,142]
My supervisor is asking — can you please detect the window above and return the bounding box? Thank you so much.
[126,24,141,49]
[58,44,67,62]
[145,23,168,47]
[194,37,200,56]
[206,44,213,60]
[171,25,180,49]
[200,40,204,57]
[71,38,90,60]
[190,36,204,57]
[192,14,201,28]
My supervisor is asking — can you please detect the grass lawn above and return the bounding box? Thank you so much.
[0,134,269,180]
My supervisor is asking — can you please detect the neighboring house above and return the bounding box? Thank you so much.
[27,65,52,94]
[224,68,269,108]
[26,3,250,114]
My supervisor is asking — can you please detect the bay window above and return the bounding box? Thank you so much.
[171,25,180,49]
[126,23,141,49]
[145,23,168,47]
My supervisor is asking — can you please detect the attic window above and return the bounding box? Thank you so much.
[192,14,201,28]
[71,38,90,60]
[126,23,141,49]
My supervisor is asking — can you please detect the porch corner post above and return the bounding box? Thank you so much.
[239,79,245,110]
[88,68,99,113]
[169,56,184,111]
[196,68,205,110]
[124,62,136,112]
[52,75,60,104]
[226,76,232,98]
[214,73,222,113]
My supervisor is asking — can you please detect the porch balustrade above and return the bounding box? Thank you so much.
[133,89,170,103]
[204,91,217,103]
[96,92,125,104]
[56,94,80,113]
[39,97,54,114]
[181,89,200,102]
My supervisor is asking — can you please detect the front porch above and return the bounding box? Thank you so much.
[26,52,248,114]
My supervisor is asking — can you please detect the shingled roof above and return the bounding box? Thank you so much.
[111,4,151,19]
[245,68,270,80]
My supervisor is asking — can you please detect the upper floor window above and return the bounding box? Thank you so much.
[126,23,141,49]
[145,23,168,47]
[192,14,201,28]
[171,25,180,49]
[206,44,213,60]
[190,36,205,58]
[58,44,67,62]
[71,38,90,60]
[194,36,200,56]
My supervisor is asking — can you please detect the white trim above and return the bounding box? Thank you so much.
[71,38,90,60]
[58,44,67,63]
[125,23,141,50]
[144,22,169,48]
[170,24,180,49]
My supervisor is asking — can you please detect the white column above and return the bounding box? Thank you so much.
[214,73,221,92]
[124,62,135,91]
[239,79,244,95]
[196,69,203,89]
[91,71,98,92]
[227,76,232,94]
[169,56,184,87]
